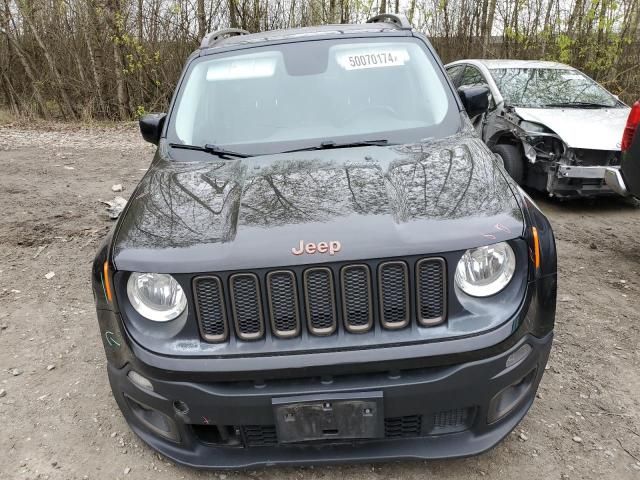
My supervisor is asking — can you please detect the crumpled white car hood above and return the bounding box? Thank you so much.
[514,106,630,151]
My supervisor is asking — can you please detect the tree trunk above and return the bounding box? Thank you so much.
[0,27,48,117]
[1,71,20,115]
[104,0,130,119]
[408,0,416,23]
[111,41,129,119]
[229,0,238,28]
[137,0,144,40]
[540,0,555,55]
[83,17,106,116]
[19,8,77,119]
[197,0,206,38]
[482,0,497,55]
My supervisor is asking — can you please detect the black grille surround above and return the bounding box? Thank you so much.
[229,273,264,341]
[266,271,301,338]
[378,261,410,329]
[416,258,446,326]
[193,276,229,342]
[193,256,447,346]
[341,264,373,333]
[304,267,338,335]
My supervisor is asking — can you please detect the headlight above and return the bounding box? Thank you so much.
[455,242,516,297]
[519,120,547,133]
[127,273,187,322]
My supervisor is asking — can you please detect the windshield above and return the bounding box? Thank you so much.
[167,38,460,155]
[489,68,619,108]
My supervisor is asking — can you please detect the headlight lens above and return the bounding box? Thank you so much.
[455,242,516,297]
[127,273,187,322]
[519,120,547,133]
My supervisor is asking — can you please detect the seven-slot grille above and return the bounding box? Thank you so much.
[194,258,446,343]
[416,258,446,326]
[229,273,264,340]
[341,265,373,332]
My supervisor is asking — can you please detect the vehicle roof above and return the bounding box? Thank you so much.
[201,23,412,52]
[449,59,573,70]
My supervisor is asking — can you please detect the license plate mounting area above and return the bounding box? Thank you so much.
[273,392,384,444]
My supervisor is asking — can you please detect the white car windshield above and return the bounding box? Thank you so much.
[489,68,619,108]
[167,38,460,155]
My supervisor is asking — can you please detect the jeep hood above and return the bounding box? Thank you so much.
[514,106,630,151]
[113,136,524,273]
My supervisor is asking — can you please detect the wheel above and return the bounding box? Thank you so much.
[492,144,525,185]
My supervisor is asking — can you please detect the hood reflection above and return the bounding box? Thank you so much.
[113,135,523,271]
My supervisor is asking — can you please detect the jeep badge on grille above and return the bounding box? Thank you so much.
[292,240,341,256]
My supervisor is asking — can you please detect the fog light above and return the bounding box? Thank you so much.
[124,394,179,442]
[127,370,154,391]
[488,368,537,424]
[506,344,532,368]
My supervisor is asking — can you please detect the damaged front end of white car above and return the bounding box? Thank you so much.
[448,61,633,198]
[505,106,630,197]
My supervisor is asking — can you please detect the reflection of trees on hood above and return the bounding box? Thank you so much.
[238,160,390,227]
[386,138,517,223]
[115,137,521,250]
[116,160,244,250]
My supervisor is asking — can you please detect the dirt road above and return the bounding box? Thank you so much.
[1,123,639,480]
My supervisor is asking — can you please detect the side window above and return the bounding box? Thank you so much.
[459,66,486,89]
[459,66,495,109]
[446,65,465,87]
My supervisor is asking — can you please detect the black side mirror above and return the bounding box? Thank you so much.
[458,86,490,118]
[139,113,167,145]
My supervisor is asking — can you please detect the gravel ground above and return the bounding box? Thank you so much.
[1,123,639,480]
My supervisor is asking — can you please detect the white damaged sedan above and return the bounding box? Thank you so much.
[445,59,630,197]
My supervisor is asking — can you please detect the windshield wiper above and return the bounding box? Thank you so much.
[541,101,612,109]
[169,143,251,158]
[283,139,391,153]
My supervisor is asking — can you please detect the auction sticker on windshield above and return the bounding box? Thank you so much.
[335,47,409,71]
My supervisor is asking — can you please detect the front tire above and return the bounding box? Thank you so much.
[493,144,525,185]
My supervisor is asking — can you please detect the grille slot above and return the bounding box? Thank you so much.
[416,258,446,326]
[242,425,278,446]
[266,271,300,338]
[229,273,264,340]
[341,265,373,333]
[303,267,337,335]
[384,415,423,438]
[193,276,228,342]
[378,261,410,329]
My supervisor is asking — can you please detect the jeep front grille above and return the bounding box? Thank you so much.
[304,267,337,335]
[229,273,264,340]
[266,271,300,338]
[341,265,373,332]
[378,261,410,329]
[193,257,446,343]
[193,276,228,342]
[416,258,446,326]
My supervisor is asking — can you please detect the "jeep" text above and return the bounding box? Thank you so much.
[291,240,341,256]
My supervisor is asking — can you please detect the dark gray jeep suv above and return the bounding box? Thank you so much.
[92,14,557,469]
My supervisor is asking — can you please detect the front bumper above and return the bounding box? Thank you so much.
[554,165,628,196]
[108,331,552,469]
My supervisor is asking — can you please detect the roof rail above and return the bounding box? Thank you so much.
[366,13,412,30]
[200,28,250,49]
